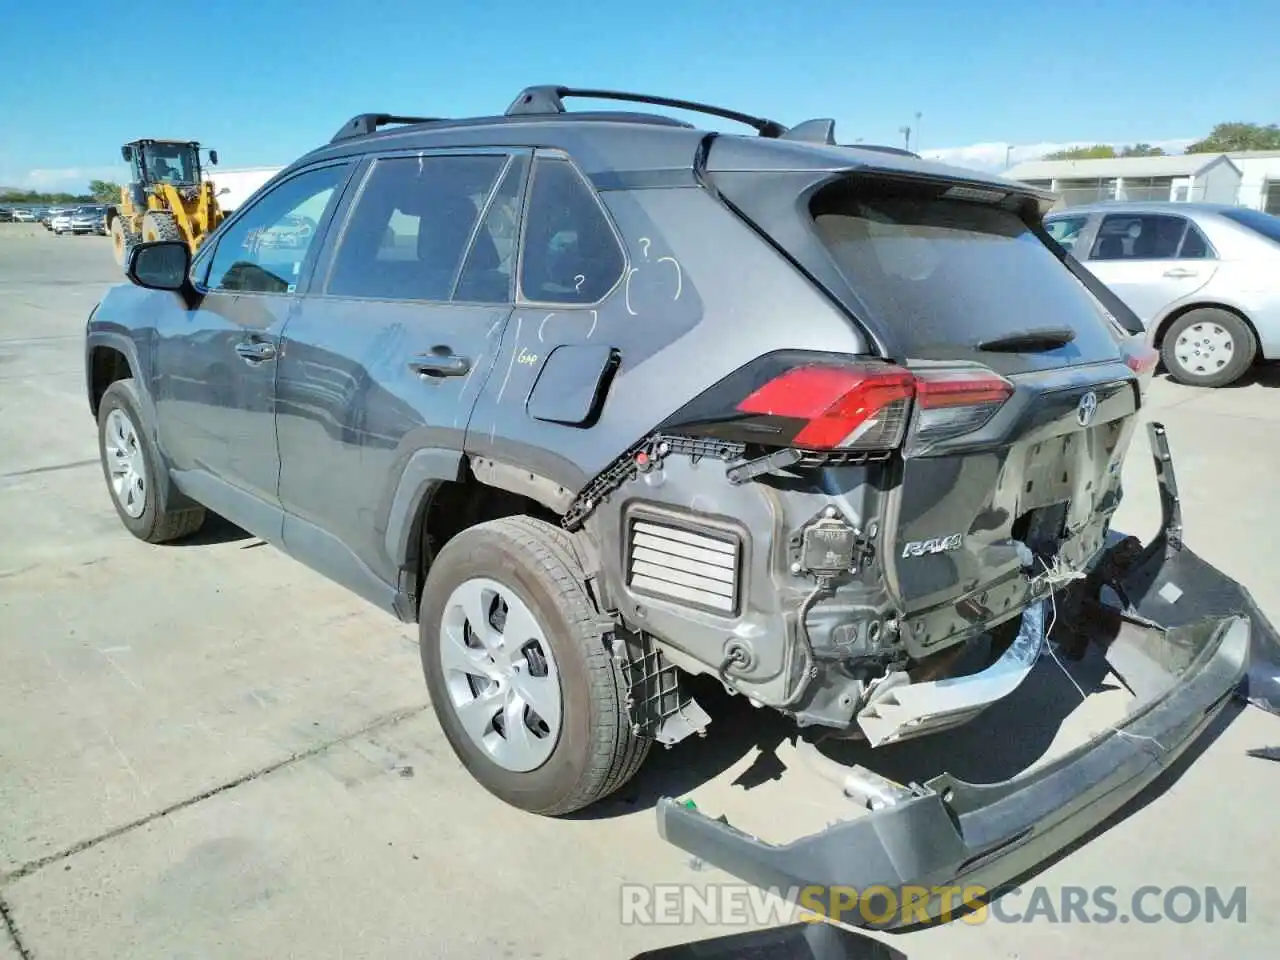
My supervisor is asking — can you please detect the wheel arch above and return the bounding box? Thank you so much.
[384,452,572,621]
[1151,301,1259,352]
[87,335,149,421]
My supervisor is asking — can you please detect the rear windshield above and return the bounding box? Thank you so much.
[1220,208,1280,245]
[810,183,1122,363]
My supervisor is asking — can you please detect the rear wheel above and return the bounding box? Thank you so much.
[419,516,649,815]
[110,217,140,266]
[141,211,183,244]
[1160,308,1255,387]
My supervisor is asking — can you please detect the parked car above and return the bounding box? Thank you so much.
[42,207,70,230]
[0,208,13,222]
[50,210,76,234]
[1045,202,1280,387]
[12,208,37,222]
[65,205,105,235]
[84,86,1246,926]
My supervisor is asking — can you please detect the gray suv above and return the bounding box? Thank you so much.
[84,86,1252,925]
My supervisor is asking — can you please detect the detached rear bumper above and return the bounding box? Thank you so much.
[655,421,1262,929]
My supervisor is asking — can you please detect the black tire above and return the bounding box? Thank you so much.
[141,211,183,243]
[111,216,140,267]
[96,379,205,543]
[1160,308,1256,387]
[420,515,649,815]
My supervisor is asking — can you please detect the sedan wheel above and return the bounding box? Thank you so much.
[1161,307,1256,388]
[439,577,563,773]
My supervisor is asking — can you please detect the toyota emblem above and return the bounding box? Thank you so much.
[1076,391,1098,427]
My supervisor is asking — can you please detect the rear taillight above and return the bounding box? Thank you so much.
[736,364,915,450]
[661,354,1014,454]
[1123,341,1159,377]
[911,369,1014,445]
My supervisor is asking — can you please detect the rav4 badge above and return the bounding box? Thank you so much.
[902,533,964,559]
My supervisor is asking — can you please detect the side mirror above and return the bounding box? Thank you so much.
[126,241,191,292]
[208,149,219,166]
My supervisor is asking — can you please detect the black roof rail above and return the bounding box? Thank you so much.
[505,85,788,138]
[330,113,443,143]
[779,119,836,145]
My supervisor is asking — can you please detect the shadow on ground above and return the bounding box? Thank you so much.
[582,634,1125,819]
[172,512,256,547]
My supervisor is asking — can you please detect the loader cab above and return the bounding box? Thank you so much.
[121,139,216,188]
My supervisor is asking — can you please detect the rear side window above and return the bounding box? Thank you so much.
[519,157,624,304]
[327,154,506,301]
[1089,214,1198,260]
[811,185,1118,359]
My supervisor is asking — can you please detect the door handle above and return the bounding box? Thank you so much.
[409,353,471,378]
[235,340,276,363]
[1162,268,1198,278]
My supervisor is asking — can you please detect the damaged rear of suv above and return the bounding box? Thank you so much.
[89,86,1265,924]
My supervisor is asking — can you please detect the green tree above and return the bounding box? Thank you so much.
[88,179,122,202]
[1186,122,1280,153]
[1041,144,1117,160]
[1120,143,1166,157]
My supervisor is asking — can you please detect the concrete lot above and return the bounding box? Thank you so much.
[1,222,1278,959]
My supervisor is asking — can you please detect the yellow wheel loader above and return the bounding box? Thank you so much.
[108,139,227,267]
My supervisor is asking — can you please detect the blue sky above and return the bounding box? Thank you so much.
[2,0,1277,191]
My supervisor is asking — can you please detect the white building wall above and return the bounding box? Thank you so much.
[1233,156,1280,210]
[1189,158,1241,204]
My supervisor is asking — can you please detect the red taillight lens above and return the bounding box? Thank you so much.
[1124,342,1159,376]
[736,363,915,450]
[910,369,1014,448]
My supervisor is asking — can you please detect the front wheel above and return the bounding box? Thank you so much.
[97,379,205,542]
[1160,308,1256,387]
[419,516,649,815]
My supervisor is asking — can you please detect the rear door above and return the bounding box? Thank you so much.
[273,149,525,602]
[1079,211,1217,326]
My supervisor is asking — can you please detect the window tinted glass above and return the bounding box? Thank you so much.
[811,187,1119,358]
[1089,214,1187,260]
[1178,223,1211,259]
[454,155,528,303]
[1044,216,1088,253]
[519,157,624,303]
[327,154,506,301]
[1220,207,1280,244]
[206,164,347,294]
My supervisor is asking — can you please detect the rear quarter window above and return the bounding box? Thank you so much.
[810,183,1122,363]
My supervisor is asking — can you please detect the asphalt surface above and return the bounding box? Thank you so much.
[1,222,1277,959]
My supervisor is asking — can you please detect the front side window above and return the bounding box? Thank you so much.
[1089,214,1189,261]
[1044,216,1088,253]
[326,154,507,302]
[205,164,348,294]
[519,157,624,304]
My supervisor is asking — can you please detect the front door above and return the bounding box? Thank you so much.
[1081,212,1217,327]
[274,150,528,606]
[153,161,353,539]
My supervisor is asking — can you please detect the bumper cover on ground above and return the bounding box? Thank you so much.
[654,422,1265,929]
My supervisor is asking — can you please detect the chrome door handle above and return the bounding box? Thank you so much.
[1162,268,1198,278]
[235,340,276,362]
[408,353,471,378]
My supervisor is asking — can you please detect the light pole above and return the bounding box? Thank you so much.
[914,112,922,152]
[900,125,911,151]
[1004,145,1014,169]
